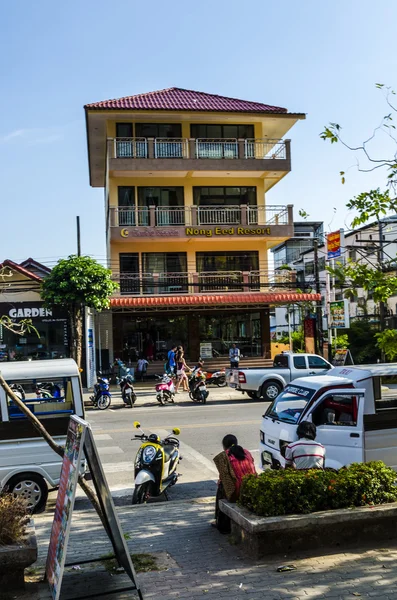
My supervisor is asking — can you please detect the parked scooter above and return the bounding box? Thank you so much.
[188,366,209,403]
[132,421,181,504]
[120,374,137,407]
[205,369,226,387]
[155,374,175,405]
[90,373,111,410]
[10,383,25,401]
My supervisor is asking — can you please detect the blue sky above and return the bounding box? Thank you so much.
[1,0,396,267]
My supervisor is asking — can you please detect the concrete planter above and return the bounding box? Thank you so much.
[220,500,397,558]
[0,520,37,589]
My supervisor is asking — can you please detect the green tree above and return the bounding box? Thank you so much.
[375,330,397,361]
[41,256,118,367]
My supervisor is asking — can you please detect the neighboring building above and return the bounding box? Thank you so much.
[273,215,397,336]
[0,259,69,361]
[85,87,319,360]
[272,221,324,269]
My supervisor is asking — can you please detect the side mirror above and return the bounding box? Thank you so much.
[172,427,181,436]
[133,421,141,429]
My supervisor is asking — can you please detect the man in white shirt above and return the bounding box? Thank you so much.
[229,343,240,369]
[285,422,325,470]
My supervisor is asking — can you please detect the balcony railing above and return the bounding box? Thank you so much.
[115,270,297,296]
[111,137,288,160]
[112,204,292,228]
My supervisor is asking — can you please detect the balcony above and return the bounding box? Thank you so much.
[107,137,291,180]
[109,204,293,241]
[115,270,297,296]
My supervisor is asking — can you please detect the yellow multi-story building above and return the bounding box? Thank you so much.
[85,87,317,362]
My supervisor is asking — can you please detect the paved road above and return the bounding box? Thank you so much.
[66,385,269,507]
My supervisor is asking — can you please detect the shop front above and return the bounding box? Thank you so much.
[0,302,69,362]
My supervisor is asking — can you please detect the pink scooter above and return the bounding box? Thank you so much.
[155,374,175,405]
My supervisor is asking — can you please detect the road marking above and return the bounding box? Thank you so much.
[103,420,259,435]
[102,461,133,474]
[93,434,112,441]
[97,446,124,456]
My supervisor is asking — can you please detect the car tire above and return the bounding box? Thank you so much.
[7,473,48,513]
[261,381,282,402]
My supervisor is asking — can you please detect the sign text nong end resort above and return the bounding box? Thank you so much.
[185,226,272,237]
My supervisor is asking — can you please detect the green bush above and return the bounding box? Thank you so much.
[239,461,397,517]
[0,493,30,544]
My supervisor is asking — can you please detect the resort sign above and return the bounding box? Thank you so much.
[186,226,271,237]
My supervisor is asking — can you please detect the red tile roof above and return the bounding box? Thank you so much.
[0,259,43,282]
[111,292,321,309]
[85,87,288,114]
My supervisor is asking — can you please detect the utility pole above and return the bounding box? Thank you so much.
[313,238,323,355]
[76,216,81,257]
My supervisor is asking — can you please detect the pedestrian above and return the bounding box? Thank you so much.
[175,348,191,393]
[136,355,148,382]
[213,434,256,533]
[167,345,177,376]
[229,343,240,369]
[284,421,326,470]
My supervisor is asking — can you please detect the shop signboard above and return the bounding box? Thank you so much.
[330,300,350,329]
[200,343,212,359]
[46,416,87,600]
[46,417,143,600]
[327,230,342,259]
[332,348,354,367]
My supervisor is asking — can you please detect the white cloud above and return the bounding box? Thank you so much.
[0,127,64,146]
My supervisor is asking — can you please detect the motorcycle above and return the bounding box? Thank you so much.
[90,373,111,410]
[36,381,62,399]
[10,384,25,401]
[132,421,181,504]
[205,370,226,387]
[120,374,137,407]
[188,368,209,403]
[155,374,175,405]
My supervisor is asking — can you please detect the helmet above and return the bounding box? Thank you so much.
[148,433,160,444]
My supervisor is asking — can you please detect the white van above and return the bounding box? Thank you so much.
[259,364,397,471]
[0,359,85,512]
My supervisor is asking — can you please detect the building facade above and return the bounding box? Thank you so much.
[0,259,69,361]
[85,87,318,361]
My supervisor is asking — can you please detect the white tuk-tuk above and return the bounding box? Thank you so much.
[0,359,85,512]
[259,364,397,471]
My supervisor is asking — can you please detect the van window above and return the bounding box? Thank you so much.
[6,377,75,421]
[308,356,330,370]
[312,394,358,427]
[293,356,307,369]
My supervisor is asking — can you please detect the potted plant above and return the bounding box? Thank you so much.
[0,493,37,589]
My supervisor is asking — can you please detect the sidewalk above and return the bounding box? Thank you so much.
[25,498,397,600]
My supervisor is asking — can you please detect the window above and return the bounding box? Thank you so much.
[6,377,75,421]
[120,254,139,295]
[318,257,326,271]
[312,395,358,427]
[193,186,256,207]
[348,249,357,262]
[138,187,184,208]
[116,123,133,138]
[266,385,316,424]
[308,356,330,370]
[118,187,135,208]
[305,261,314,276]
[196,251,258,273]
[190,124,254,139]
[141,253,188,294]
[293,356,307,369]
[135,123,182,138]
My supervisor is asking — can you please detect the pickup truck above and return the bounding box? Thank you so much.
[227,352,332,401]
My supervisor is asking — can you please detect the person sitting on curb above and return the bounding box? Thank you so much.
[212,434,256,534]
[284,421,326,470]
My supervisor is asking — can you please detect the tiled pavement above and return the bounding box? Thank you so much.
[20,498,397,600]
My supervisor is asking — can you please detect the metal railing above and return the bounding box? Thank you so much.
[156,207,190,226]
[197,205,241,225]
[111,137,288,160]
[115,138,147,158]
[115,270,297,296]
[117,208,150,226]
[154,138,188,159]
[245,139,286,160]
[195,139,238,159]
[111,204,291,228]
